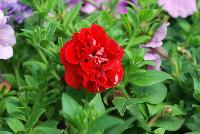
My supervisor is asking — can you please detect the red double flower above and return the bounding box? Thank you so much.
[60,24,124,92]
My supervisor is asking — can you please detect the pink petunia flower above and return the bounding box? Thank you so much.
[142,23,169,70]
[0,9,16,60]
[158,0,197,18]
[115,0,140,14]
[65,0,107,14]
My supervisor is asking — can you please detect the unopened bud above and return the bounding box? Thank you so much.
[164,107,172,114]
[177,46,192,60]
[0,80,11,93]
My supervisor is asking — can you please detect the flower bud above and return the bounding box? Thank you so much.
[0,80,11,94]
[164,107,172,114]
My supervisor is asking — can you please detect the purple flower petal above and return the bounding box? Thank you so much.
[115,0,128,14]
[158,0,197,18]
[144,52,161,70]
[0,24,16,46]
[81,3,97,14]
[0,0,32,23]
[115,0,140,14]
[0,10,16,60]
[66,0,106,14]
[0,10,7,25]
[66,0,81,7]
[152,23,169,42]
[142,23,169,48]
[142,23,169,70]
[0,45,13,60]
[142,41,163,48]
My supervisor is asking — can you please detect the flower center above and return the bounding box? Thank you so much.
[89,47,109,66]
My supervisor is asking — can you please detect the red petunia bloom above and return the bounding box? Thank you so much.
[60,24,124,93]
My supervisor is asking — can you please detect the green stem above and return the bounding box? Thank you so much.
[35,47,60,80]
[118,83,130,99]
[37,49,48,65]
[148,107,172,127]
[51,70,60,81]
[147,112,162,127]
[13,64,21,88]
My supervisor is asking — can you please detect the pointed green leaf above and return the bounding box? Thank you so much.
[5,118,25,133]
[89,93,105,113]
[62,93,81,117]
[26,108,46,128]
[130,70,173,86]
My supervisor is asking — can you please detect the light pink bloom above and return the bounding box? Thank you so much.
[142,23,169,70]
[65,0,107,14]
[0,10,16,60]
[144,52,161,70]
[158,0,197,18]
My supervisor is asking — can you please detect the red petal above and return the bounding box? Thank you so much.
[78,28,89,44]
[65,41,79,64]
[65,63,83,89]
[103,60,124,87]
[89,24,108,46]
[60,44,67,65]
[106,39,124,60]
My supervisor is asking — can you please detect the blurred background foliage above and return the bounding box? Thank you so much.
[0,0,200,134]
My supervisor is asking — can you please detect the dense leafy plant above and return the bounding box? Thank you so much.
[0,0,200,134]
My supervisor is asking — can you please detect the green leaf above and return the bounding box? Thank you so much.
[89,93,105,114]
[139,9,154,21]
[86,11,103,24]
[112,97,127,116]
[5,118,25,133]
[147,104,164,116]
[107,117,136,134]
[136,83,167,104]
[20,0,33,7]
[185,114,200,131]
[185,132,200,134]
[30,120,61,134]
[26,108,46,128]
[121,14,132,36]
[127,8,139,29]
[23,60,47,71]
[153,116,185,131]
[112,97,148,116]
[58,37,64,48]
[2,74,17,87]
[178,19,191,33]
[154,128,166,134]
[0,131,12,134]
[127,105,151,131]
[38,120,58,128]
[170,105,185,116]
[47,21,57,40]
[62,93,81,117]
[130,70,173,86]
[5,97,21,114]
[128,35,151,48]
[33,127,60,134]
[64,3,82,28]
[193,78,200,101]
[87,115,124,134]
[25,75,37,87]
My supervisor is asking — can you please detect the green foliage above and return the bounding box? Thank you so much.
[130,71,172,86]
[0,0,200,133]
[61,93,123,133]
[5,118,25,133]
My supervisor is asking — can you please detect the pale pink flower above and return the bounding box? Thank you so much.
[158,0,197,18]
[0,9,16,60]
[142,23,169,70]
